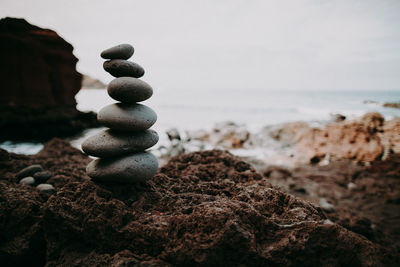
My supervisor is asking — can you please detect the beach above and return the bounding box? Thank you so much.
[1,10,400,265]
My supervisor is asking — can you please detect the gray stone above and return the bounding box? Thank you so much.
[16,164,43,179]
[107,77,153,103]
[103,60,145,78]
[36,183,55,192]
[86,152,158,183]
[101,44,134,60]
[33,171,53,183]
[19,176,35,186]
[98,103,157,131]
[82,129,159,157]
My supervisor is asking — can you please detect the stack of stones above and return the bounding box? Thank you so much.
[82,44,159,183]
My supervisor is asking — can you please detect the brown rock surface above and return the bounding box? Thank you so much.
[0,17,97,141]
[0,139,398,266]
[294,112,385,163]
[263,155,400,252]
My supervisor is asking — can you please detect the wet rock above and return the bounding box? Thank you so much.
[383,102,400,109]
[98,103,157,131]
[19,176,35,186]
[33,171,52,183]
[107,77,153,103]
[86,152,158,183]
[103,59,145,78]
[82,129,159,157]
[16,164,43,179]
[101,44,134,60]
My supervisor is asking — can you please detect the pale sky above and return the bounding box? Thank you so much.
[1,0,399,91]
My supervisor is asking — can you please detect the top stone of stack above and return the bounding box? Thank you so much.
[101,44,134,60]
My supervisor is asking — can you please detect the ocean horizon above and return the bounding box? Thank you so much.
[1,88,399,155]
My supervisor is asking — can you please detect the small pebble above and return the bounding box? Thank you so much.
[101,44,134,60]
[16,164,43,179]
[347,182,357,190]
[33,171,53,183]
[19,177,35,186]
[323,219,334,225]
[319,198,335,212]
[36,184,55,193]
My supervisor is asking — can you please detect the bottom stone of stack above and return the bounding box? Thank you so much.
[86,152,158,183]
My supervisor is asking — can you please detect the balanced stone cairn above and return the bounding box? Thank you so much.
[82,44,159,183]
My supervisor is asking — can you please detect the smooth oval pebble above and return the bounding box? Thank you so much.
[86,152,158,183]
[16,164,43,179]
[82,129,159,157]
[108,77,153,103]
[98,103,157,131]
[103,60,145,78]
[101,44,134,60]
[19,176,35,186]
[33,171,53,183]
[36,183,55,192]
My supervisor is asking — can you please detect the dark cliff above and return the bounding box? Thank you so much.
[0,17,97,141]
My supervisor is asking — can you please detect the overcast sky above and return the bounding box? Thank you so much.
[1,0,399,91]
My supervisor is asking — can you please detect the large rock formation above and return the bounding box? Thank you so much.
[0,139,398,266]
[0,17,97,140]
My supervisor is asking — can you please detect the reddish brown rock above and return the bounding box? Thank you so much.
[0,139,397,266]
[0,17,97,141]
[294,112,386,163]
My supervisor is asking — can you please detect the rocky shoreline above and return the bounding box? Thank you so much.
[157,112,400,167]
[1,137,399,266]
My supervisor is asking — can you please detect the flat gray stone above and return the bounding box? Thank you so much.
[108,77,153,103]
[103,60,145,78]
[19,176,35,186]
[82,129,159,157]
[16,164,43,179]
[36,183,55,192]
[101,44,134,60]
[86,152,158,183]
[98,103,157,131]
[33,171,53,183]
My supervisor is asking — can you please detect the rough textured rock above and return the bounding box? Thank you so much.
[0,17,98,141]
[0,139,397,266]
[263,154,400,252]
[294,112,385,163]
[175,113,399,165]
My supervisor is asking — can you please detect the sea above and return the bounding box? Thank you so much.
[1,89,399,155]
